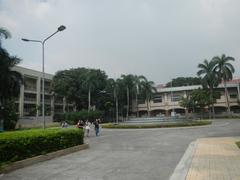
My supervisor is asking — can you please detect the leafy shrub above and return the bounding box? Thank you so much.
[102,120,212,129]
[0,128,84,164]
[236,141,240,149]
[65,110,103,124]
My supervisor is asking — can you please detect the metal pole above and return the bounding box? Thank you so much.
[42,42,45,129]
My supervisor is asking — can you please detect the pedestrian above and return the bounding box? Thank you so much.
[85,120,91,137]
[94,119,100,136]
[61,121,68,128]
[77,120,84,129]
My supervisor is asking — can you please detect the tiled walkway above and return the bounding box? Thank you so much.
[186,137,240,180]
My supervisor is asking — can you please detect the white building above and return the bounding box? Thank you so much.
[13,66,73,127]
[134,80,240,117]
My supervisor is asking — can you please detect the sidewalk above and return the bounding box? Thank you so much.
[186,137,240,180]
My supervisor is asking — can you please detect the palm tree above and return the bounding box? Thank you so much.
[133,75,147,117]
[0,49,22,106]
[121,74,135,120]
[0,27,11,48]
[83,69,104,112]
[197,59,219,118]
[213,54,235,114]
[141,79,157,117]
[106,78,122,124]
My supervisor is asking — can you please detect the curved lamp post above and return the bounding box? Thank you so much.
[22,25,66,129]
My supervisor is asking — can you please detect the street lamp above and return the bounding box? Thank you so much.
[22,25,66,129]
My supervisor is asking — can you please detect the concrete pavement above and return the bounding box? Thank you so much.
[1,119,240,180]
[186,137,240,180]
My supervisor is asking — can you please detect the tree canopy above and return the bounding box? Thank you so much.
[166,77,201,87]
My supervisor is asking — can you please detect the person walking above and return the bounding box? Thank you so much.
[85,120,91,137]
[94,119,100,136]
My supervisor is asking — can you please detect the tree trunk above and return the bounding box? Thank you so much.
[136,92,139,117]
[210,88,215,119]
[126,86,129,121]
[116,96,119,124]
[147,98,150,117]
[88,87,91,112]
[224,81,231,115]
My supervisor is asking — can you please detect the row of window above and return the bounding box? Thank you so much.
[140,92,239,104]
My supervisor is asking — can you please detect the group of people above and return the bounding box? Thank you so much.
[76,119,101,137]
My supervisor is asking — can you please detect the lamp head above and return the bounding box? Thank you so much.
[58,25,66,31]
[21,38,30,41]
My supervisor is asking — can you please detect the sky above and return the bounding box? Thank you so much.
[1,0,240,85]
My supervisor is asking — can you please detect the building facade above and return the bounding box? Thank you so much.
[133,81,240,117]
[13,66,73,127]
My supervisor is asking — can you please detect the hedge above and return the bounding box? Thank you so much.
[0,128,84,165]
[236,141,240,149]
[65,110,103,124]
[102,120,212,129]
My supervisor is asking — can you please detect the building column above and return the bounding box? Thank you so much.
[237,84,240,102]
[36,77,41,117]
[18,83,24,117]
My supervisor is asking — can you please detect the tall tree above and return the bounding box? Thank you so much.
[0,27,11,50]
[121,74,135,120]
[133,75,147,117]
[140,79,157,117]
[0,48,23,130]
[166,77,201,87]
[105,78,123,123]
[197,59,219,118]
[213,54,235,114]
[52,68,107,111]
[0,49,22,105]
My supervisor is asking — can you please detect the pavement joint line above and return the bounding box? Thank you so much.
[169,141,197,180]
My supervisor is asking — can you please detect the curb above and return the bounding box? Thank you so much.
[0,143,89,174]
[169,141,197,180]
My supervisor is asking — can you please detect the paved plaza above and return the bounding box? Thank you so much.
[1,119,240,180]
[186,137,240,180]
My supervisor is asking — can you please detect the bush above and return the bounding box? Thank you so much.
[0,128,84,165]
[102,120,212,129]
[236,141,240,149]
[65,110,103,124]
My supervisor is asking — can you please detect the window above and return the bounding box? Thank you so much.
[171,94,182,102]
[230,94,237,99]
[153,94,162,103]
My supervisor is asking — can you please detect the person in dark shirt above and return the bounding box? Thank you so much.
[94,119,100,136]
[77,120,84,129]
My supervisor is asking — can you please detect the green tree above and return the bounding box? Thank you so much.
[197,59,219,118]
[0,27,11,48]
[105,78,123,123]
[52,68,107,111]
[191,89,211,118]
[140,79,157,117]
[0,49,22,130]
[83,69,107,112]
[0,49,22,105]
[121,74,135,120]
[133,75,147,117]
[179,94,194,116]
[166,77,201,87]
[213,54,235,114]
